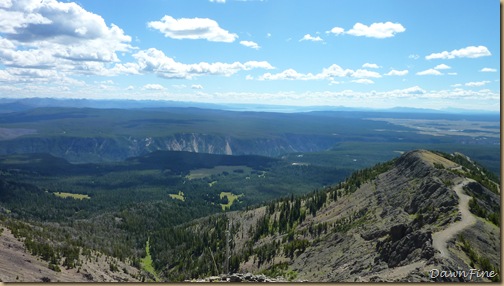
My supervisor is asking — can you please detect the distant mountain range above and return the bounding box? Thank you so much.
[0,97,498,114]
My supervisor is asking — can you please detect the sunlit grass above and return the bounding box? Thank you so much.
[53,192,90,200]
[169,191,185,201]
[141,238,160,282]
[220,192,244,210]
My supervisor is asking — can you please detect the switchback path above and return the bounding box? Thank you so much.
[431,179,476,259]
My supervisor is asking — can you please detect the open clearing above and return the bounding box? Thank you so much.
[186,165,253,180]
[220,192,244,210]
[53,192,90,200]
[169,191,185,201]
[140,239,159,282]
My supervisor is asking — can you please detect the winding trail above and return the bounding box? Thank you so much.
[431,179,476,259]
[361,179,478,282]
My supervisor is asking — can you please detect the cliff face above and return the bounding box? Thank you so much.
[183,150,500,282]
[0,133,340,163]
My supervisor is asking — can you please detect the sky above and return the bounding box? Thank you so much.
[0,0,500,111]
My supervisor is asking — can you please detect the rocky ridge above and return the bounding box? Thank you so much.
[185,272,307,283]
[185,150,500,282]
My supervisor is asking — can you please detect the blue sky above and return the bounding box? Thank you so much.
[0,0,500,111]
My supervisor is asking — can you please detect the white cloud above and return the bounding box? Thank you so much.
[300,34,323,42]
[425,46,491,60]
[327,22,405,38]
[408,54,419,60]
[240,40,260,50]
[259,69,315,80]
[447,72,457,76]
[258,64,382,81]
[266,33,271,38]
[385,69,408,76]
[434,64,451,70]
[328,27,344,35]
[0,0,135,83]
[351,69,381,78]
[321,64,354,78]
[126,85,134,90]
[209,0,226,3]
[191,84,203,89]
[451,84,462,87]
[346,22,405,38]
[132,48,274,79]
[399,86,426,95]
[362,63,380,69]
[351,79,374,84]
[416,69,442,76]
[143,84,165,90]
[465,81,490,87]
[0,0,12,9]
[0,1,132,60]
[148,16,237,42]
[480,67,497,72]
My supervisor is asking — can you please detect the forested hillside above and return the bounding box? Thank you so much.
[0,150,499,282]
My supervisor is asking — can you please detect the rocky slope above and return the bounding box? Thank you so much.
[0,226,141,283]
[173,150,500,282]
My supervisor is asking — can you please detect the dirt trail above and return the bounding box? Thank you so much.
[432,179,476,259]
[361,179,477,282]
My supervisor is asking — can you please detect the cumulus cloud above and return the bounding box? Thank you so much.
[480,67,496,72]
[0,0,135,83]
[399,86,426,95]
[425,46,491,60]
[191,84,203,89]
[351,69,381,78]
[132,48,274,79]
[408,54,419,60]
[143,84,165,90]
[362,63,380,69]
[0,0,12,9]
[351,79,374,84]
[0,1,132,59]
[348,22,405,38]
[327,22,405,39]
[240,40,260,49]
[300,34,323,42]
[148,16,237,42]
[258,64,381,81]
[328,27,344,35]
[416,69,442,76]
[259,69,315,80]
[434,64,451,70]
[385,69,408,76]
[465,81,490,87]
[209,0,226,3]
